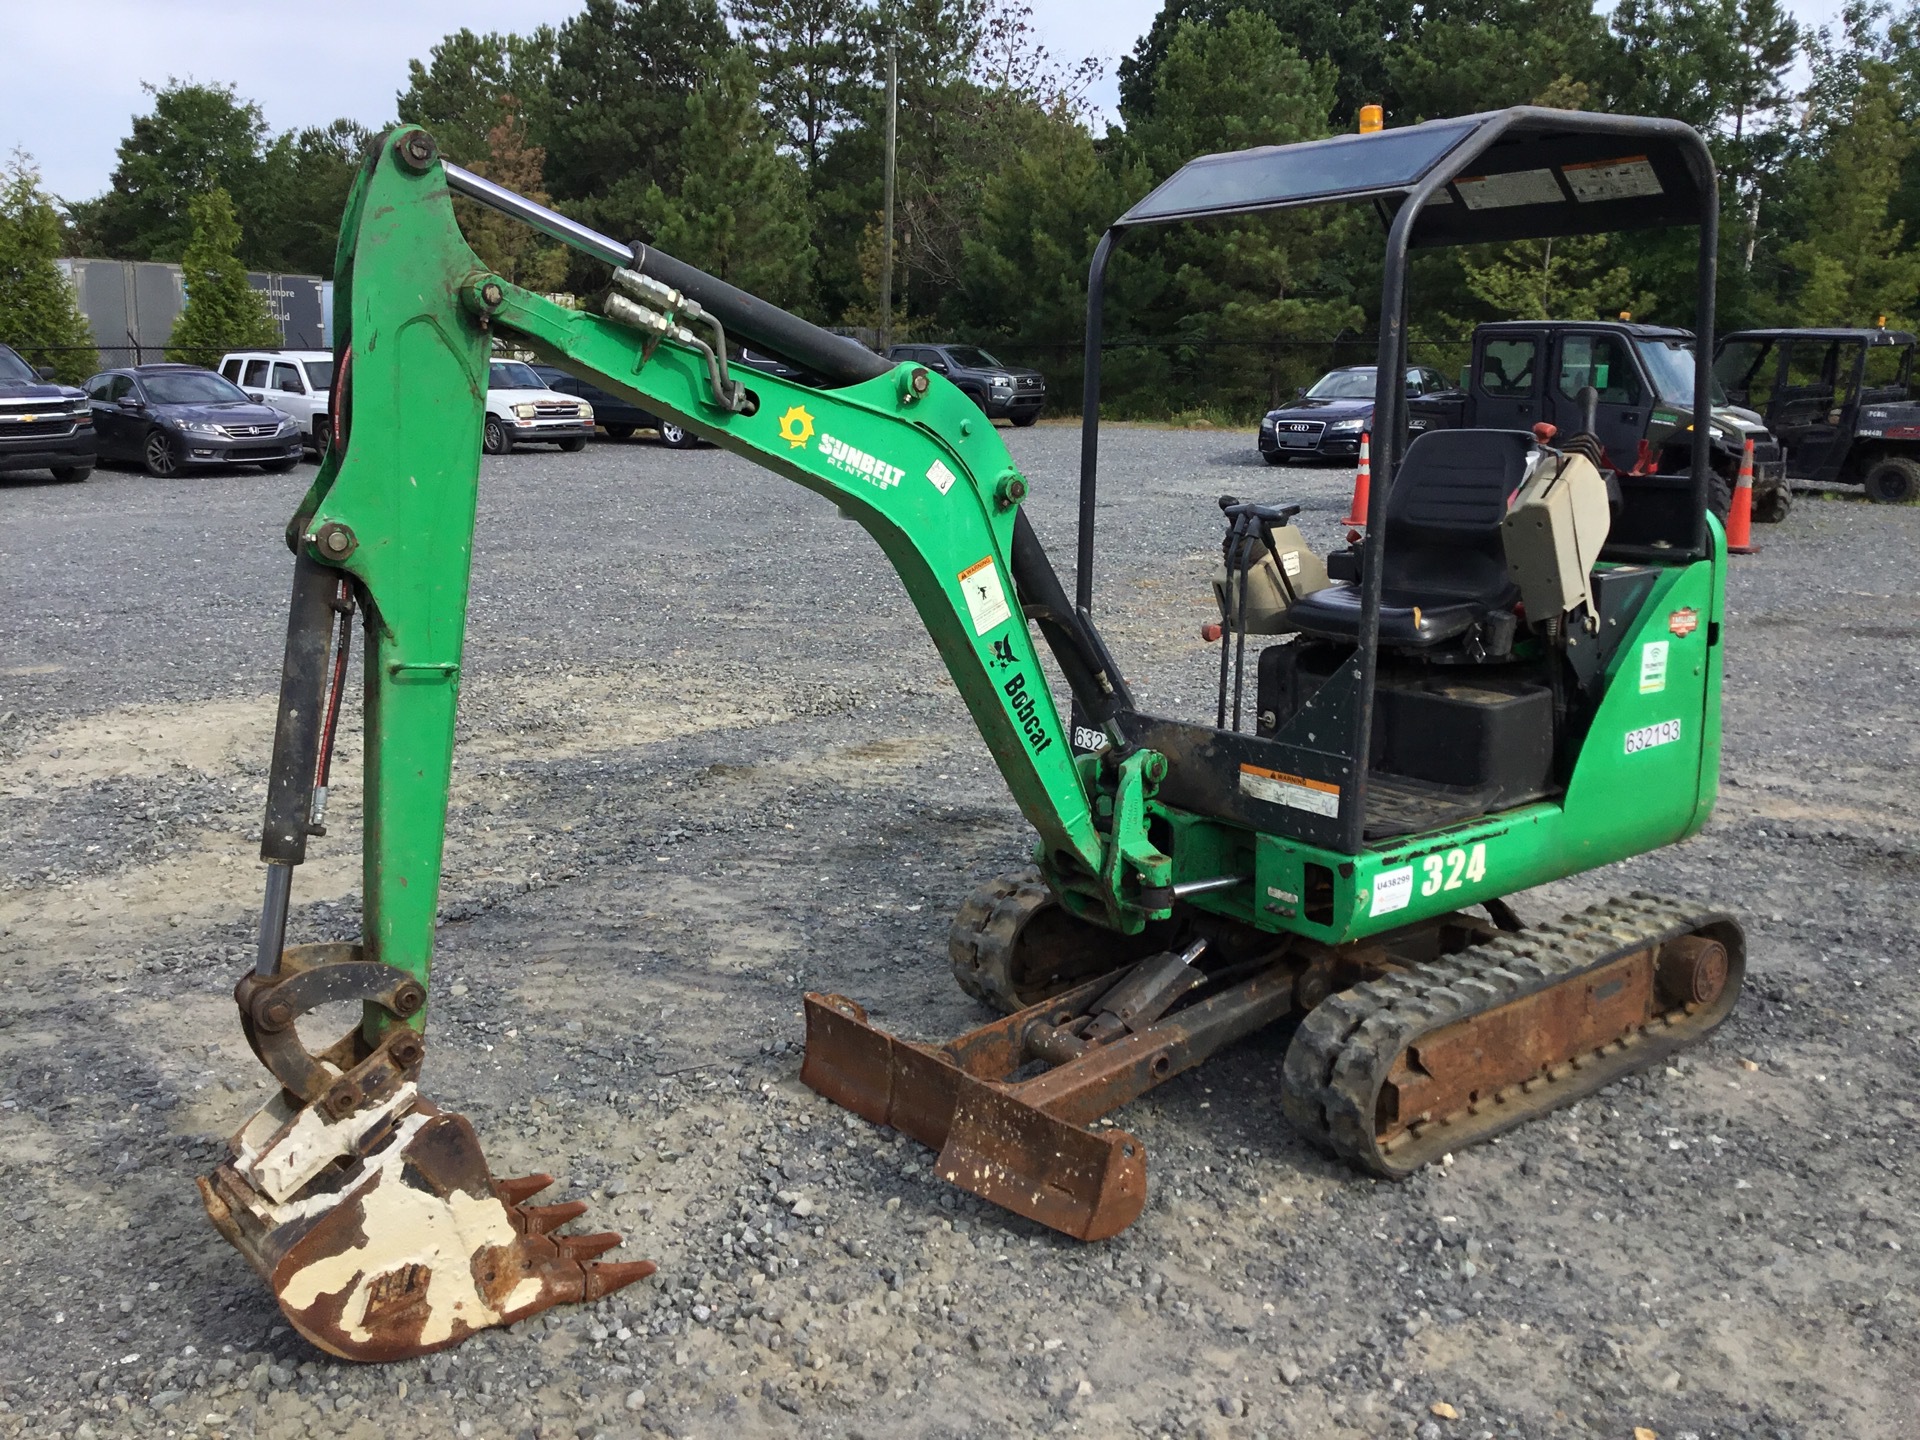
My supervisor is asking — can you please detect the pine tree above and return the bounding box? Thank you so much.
[640,51,816,308]
[461,97,570,292]
[728,0,869,178]
[1780,68,1920,325]
[0,152,97,383]
[167,188,281,361]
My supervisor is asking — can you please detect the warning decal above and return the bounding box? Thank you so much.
[1455,168,1564,210]
[958,556,1013,636]
[1238,763,1340,818]
[1562,155,1664,203]
[927,459,957,496]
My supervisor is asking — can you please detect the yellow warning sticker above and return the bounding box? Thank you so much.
[1238,763,1340,818]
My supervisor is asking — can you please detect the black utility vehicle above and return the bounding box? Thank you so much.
[85,364,304,476]
[529,363,701,448]
[885,343,1046,425]
[1410,319,1788,520]
[0,343,95,481]
[1714,327,1920,503]
[1258,365,1456,463]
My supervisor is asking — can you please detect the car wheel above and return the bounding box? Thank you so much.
[143,430,179,477]
[559,436,588,452]
[604,423,636,440]
[1262,451,1288,466]
[1751,479,1793,523]
[311,419,331,460]
[961,389,990,415]
[1863,455,1920,503]
[659,422,698,449]
[1011,411,1039,428]
[50,464,91,482]
[261,458,299,474]
[483,416,513,455]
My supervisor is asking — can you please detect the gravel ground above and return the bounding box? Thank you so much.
[2,424,1917,1440]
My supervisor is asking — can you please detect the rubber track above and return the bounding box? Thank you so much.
[948,868,1050,1013]
[1280,893,1744,1178]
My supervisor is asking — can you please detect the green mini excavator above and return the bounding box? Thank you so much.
[199,111,1745,1362]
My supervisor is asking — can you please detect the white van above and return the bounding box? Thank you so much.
[219,350,333,454]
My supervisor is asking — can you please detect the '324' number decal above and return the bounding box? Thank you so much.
[1420,843,1488,897]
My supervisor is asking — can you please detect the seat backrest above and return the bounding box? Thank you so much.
[1382,428,1533,602]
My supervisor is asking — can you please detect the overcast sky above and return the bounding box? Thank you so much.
[4,0,1854,206]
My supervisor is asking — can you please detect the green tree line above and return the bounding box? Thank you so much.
[12,0,1920,414]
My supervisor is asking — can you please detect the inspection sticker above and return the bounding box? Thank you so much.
[1625,718,1683,754]
[927,459,957,496]
[1278,548,1303,577]
[1371,865,1414,917]
[1639,640,1669,695]
[1455,168,1564,210]
[958,556,1012,636]
[1562,155,1663,203]
[1238,763,1340,818]
[1668,606,1700,637]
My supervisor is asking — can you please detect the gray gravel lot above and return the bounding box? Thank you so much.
[2,424,1917,1440]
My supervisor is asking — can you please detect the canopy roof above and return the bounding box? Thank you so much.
[1117,107,1713,247]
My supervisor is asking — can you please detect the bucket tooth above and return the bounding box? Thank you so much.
[585,1259,659,1299]
[496,1174,556,1206]
[554,1231,624,1263]
[517,1201,591,1235]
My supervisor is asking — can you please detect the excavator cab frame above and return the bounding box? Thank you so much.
[1074,106,1721,858]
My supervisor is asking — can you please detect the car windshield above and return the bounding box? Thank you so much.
[1305,370,1376,400]
[303,359,334,390]
[144,371,250,405]
[0,348,36,383]
[490,361,545,390]
[1635,339,1725,406]
[944,346,1003,369]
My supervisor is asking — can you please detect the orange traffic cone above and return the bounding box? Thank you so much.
[1342,431,1371,527]
[1726,436,1759,555]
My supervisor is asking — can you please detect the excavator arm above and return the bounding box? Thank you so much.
[199,127,1166,1360]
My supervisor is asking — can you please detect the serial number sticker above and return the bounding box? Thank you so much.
[1238,763,1340,818]
[926,459,957,495]
[1419,843,1488,898]
[1455,167,1564,210]
[1279,548,1302,577]
[1371,866,1414,916]
[1639,640,1669,695]
[1625,718,1683,754]
[957,556,1012,636]
[1561,155,1663,203]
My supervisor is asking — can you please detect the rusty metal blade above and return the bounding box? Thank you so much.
[935,1084,1147,1240]
[802,992,1148,1240]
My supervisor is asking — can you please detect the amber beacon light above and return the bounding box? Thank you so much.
[1359,104,1384,133]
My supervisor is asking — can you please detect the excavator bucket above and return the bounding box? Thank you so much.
[201,943,654,1361]
[200,1090,654,1362]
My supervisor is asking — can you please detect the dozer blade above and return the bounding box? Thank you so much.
[802,992,1147,1239]
[199,1086,653,1361]
[802,958,1295,1240]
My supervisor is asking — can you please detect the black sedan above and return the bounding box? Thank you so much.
[530,364,701,448]
[1258,365,1456,464]
[86,364,305,476]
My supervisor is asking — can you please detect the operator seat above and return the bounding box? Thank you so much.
[1280,428,1532,648]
